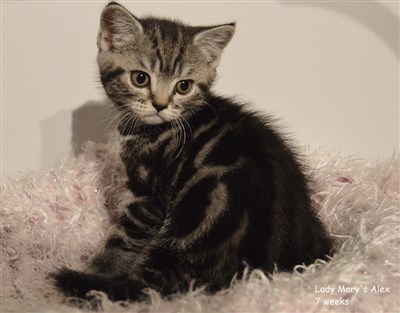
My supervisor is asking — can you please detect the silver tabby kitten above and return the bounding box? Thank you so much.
[54,1,333,303]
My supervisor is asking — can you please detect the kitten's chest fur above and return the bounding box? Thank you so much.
[119,130,175,196]
[118,121,200,200]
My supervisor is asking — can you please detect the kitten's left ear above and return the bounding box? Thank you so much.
[193,23,235,67]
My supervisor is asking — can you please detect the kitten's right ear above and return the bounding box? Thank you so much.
[98,2,143,52]
[193,23,235,68]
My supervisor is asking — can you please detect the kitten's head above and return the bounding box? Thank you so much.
[97,2,235,125]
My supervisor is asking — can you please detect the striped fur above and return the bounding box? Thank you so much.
[54,2,333,303]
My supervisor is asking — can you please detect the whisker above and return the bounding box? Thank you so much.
[170,114,193,160]
[102,108,125,136]
[170,120,179,159]
[169,119,181,160]
[176,118,186,160]
[119,109,134,136]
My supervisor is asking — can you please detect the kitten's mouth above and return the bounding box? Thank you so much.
[141,112,168,125]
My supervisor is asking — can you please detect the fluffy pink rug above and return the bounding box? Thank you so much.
[1,142,399,313]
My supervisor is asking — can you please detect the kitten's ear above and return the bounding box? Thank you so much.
[193,23,235,67]
[98,2,143,51]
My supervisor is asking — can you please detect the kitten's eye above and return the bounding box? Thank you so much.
[131,71,150,88]
[176,80,193,95]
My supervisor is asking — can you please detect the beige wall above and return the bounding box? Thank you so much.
[2,1,399,178]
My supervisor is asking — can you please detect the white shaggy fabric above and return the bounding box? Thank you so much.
[1,143,399,313]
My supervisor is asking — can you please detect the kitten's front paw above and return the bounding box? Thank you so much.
[53,267,146,302]
[53,268,97,299]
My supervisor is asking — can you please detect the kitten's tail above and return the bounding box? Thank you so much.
[53,268,146,302]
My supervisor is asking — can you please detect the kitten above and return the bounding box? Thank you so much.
[54,1,333,302]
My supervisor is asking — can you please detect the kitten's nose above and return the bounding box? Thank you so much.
[152,103,167,112]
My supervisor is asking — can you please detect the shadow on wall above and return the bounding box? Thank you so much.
[40,100,115,169]
[41,110,72,169]
[281,1,399,59]
[71,99,116,156]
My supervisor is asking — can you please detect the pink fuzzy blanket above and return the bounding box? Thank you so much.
[1,142,399,312]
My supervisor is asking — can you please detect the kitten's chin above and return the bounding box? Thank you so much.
[140,113,170,125]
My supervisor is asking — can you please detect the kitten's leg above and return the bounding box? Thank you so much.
[87,195,165,275]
